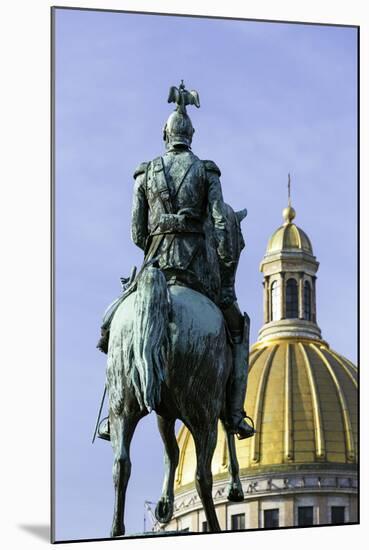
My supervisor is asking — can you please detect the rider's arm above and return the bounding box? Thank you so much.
[131,162,149,251]
[204,161,233,266]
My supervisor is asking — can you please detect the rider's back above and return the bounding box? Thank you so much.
[131,148,226,303]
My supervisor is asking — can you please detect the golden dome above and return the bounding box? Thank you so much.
[174,338,357,493]
[266,222,313,255]
[265,201,313,256]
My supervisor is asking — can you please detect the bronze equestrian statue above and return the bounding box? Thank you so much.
[95,82,255,536]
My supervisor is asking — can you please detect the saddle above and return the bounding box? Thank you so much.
[97,258,164,354]
[96,266,138,354]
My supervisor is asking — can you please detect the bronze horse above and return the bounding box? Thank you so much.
[106,208,247,537]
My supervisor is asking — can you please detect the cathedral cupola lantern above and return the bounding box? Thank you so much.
[258,175,322,343]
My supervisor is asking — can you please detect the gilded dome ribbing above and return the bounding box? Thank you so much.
[263,200,313,256]
[174,339,357,493]
[266,222,313,255]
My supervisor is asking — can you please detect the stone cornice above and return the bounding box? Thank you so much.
[169,468,358,522]
[257,319,322,342]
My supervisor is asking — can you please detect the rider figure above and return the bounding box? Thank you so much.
[97,82,255,441]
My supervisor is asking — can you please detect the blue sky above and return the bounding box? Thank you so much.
[54,8,357,541]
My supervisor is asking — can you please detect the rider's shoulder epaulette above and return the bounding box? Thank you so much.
[203,160,221,177]
[133,161,149,179]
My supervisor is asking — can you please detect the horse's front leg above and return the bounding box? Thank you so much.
[155,415,179,524]
[110,411,141,538]
[221,420,244,502]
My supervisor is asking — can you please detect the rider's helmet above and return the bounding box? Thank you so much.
[163,110,195,149]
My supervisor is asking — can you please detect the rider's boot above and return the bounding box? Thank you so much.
[223,304,255,440]
[97,416,110,441]
[227,340,255,440]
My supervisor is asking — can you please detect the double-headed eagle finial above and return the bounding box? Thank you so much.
[167,80,200,114]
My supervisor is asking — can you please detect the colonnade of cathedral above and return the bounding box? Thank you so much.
[262,273,317,323]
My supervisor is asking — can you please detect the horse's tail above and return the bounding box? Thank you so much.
[131,266,169,412]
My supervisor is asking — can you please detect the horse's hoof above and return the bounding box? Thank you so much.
[155,497,174,523]
[110,525,125,538]
[227,483,244,502]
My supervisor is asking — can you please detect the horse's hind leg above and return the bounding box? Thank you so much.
[221,420,244,502]
[155,415,179,524]
[193,425,221,532]
[110,411,141,538]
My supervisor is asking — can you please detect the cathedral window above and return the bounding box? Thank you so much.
[231,513,245,530]
[298,506,314,526]
[331,506,345,524]
[264,508,279,528]
[286,278,298,318]
[271,281,280,320]
[304,281,312,321]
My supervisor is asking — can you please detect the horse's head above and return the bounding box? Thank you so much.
[224,203,247,259]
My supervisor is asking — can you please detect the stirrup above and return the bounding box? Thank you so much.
[235,415,256,440]
[97,417,110,441]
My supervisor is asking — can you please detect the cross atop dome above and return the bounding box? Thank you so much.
[283,173,296,224]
